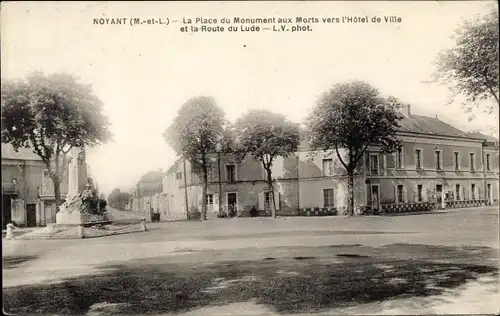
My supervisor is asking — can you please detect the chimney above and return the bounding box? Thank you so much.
[399,104,411,118]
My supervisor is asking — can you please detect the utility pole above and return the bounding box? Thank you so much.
[183,159,189,219]
[218,151,222,216]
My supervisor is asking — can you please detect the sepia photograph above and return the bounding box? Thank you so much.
[1,1,499,315]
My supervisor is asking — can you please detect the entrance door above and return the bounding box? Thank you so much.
[487,184,492,204]
[26,204,37,227]
[227,193,237,217]
[436,185,443,209]
[2,194,12,229]
[44,202,54,224]
[371,185,380,211]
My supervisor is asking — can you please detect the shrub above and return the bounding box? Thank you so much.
[189,206,201,220]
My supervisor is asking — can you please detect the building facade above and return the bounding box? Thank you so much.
[1,143,88,228]
[132,106,499,220]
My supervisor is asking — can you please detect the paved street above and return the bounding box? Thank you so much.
[2,206,499,315]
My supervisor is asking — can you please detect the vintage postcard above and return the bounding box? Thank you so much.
[1,1,499,315]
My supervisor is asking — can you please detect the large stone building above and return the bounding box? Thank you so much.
[1,143,88,228]
[130,169,165,217]
[155,105,498,220]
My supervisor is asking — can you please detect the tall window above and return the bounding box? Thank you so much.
[322,159,333,177]
[264,192,271,209]
[435,150,442,170]
[206,194,214,211]
[469,153,475,171]
[453,152,460,171]
[415,149,422,169]
[396,185,404,204]
[226,165,236,182]
[206,166,213,181]
[486,154,491,171]
[395,147,404,168]
[264,191,277,209]
[417,184,423,202]
[42,170,51,194]
[455,184,461,200]
[370,154,379,175]
[471,184,476,200]
[323,188,335,208]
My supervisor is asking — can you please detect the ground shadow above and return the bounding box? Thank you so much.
[2,255,39,269]
[378,211,450,217]
[3,243,498,315]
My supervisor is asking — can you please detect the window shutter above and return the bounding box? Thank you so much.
[258,192,264,210]
[319,189,324,208]
[400,148,405,168]
[463,186,466,201]
[213,193,219,213]
[379,154,384,174]
[413,185,418,202]
[197,193,202,210]
[423,186,428,202]
[274,191,280,210]
[394,185,397,204]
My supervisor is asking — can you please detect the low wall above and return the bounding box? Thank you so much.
[297,207,338,216]
[444,199,489,209]
[381,202,435,214]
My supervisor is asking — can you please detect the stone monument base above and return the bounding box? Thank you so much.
[56,195,109,225]
[56,196,85,224]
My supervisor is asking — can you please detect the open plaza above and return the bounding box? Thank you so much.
[3,205,499,315]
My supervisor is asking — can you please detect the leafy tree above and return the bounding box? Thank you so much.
[163,96,226,221]
[306,81,403,216]
[234,109,301,218]
[107,188,131,211]
[1,71,112,213]
[433,7,499,119]
[107,188,121,207]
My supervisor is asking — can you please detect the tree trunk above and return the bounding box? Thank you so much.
[217,152,222,217]
[53,177,62,214]
[51,152,63,214]
[265,167,277,218]
[201,154,208,221]
[347,171,355,217]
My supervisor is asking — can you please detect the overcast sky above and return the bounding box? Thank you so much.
[2,1,498,196]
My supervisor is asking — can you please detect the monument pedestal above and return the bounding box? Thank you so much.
[56,196,85,224]
[55,147,109,226]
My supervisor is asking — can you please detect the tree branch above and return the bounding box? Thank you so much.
[353,142,372,167]
[334,143,349,171]
[487,85,499,106]
[62,145,73,154]
[30,133,51,167]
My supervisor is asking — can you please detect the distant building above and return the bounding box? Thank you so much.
[1,143,88,228]
[159,105,499,218]
[135,169,163,198]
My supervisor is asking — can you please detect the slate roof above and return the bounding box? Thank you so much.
[1,143,42,161]
[138,170,164,183]
[465,131,499,142]
[397,115,469,138]
[165,163,178,174]
[299,113,490,150]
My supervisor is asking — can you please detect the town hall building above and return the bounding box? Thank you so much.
[133,105,499,220]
